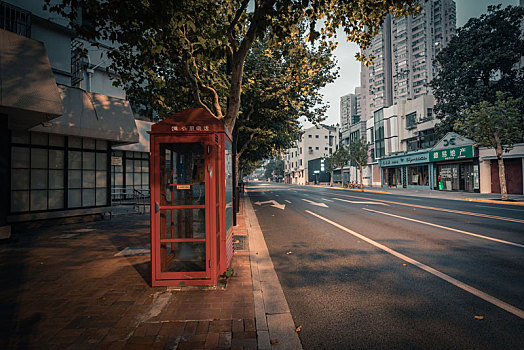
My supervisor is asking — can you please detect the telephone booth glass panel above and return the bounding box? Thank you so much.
[158,142,208,274]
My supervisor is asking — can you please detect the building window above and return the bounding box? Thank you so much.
[315,146,319,150]
[406,112,417,129]
[10,132,109,214]
[67,136,108,208]
[124,151,149,192]
[315,135,319,138]
[71,39,85,88]
[308,135,312,138]
[407,165,429,186]
[325,135,328,139]
[0,2,31,37]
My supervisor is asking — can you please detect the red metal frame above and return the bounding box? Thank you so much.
[148,108,232,287]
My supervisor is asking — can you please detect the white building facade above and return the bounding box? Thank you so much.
[284,125,338,185]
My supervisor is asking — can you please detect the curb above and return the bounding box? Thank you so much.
[245,198,302,350]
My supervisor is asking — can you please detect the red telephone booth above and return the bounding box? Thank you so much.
[149,108,234,287]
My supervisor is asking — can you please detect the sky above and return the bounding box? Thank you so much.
[311,0,520,128]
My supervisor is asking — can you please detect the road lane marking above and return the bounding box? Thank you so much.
[302,199,328,208]
[323,198,334,202]
[335,193,524,224]
[254,200,286,210]
[334,197,390,206]
[305,210,524,319]
[285,200,292,204]
[362,208,524,249]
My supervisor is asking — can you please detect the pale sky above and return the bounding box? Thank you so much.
[312,0,520,128]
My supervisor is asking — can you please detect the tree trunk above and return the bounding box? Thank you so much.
[496,143,508,201]
[330,170,333,187]
[359,165,364,191]
[341,167,344,188]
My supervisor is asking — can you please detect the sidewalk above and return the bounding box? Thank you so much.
[0,198,269,349]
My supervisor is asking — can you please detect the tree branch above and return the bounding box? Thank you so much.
[237,133,255,159]
[227,0,250,53]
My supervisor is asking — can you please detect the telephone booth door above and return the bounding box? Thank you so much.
[151,134,215,283]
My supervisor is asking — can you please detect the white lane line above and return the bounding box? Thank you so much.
[334,197,390,206]
[285,200,292,204]
[305,210,524,319]
[323,198,334,202]
[362,208,524,249]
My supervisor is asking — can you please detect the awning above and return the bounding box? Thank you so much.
[0,29,62,129]
[113,119,152,152]
[31,85,139,144]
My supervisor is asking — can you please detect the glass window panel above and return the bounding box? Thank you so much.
[96,171,107,188]
[49,170,64,189]
[96,152,107,170]
[125,151,133,158]
[48,190,64,209]
[49,150,64,169]
[125,159,133,172]
[68,136,82,148]
[82,152,95,170]
[113,151,123,157]
[142,173,149,185]
[96,139,107,150]
[225,140,233,233]
[11,169,29,190]
[49,134,65,147]
[11,191,29,212]
[160,143,205,205]
[134,173,141,186]
[30,190,47,211]
[82,170,95,188]
[68,189,81,208]
[83,138,95,149]
[134,159,142,172]
[126,172,133,187]
[31,169,47,189]
[82,189,95,206]
[96,188,107,206]
[142,160,149,172]
[31,148,48,168]
[11,130,30,144]
[31,132,48,146]
[160,242,206,272]
[115,173,123,186]
[113,165,122,173]
[161,209,205,239]
[68,170,82,188]
[68,151,82,169]
[11,147,30,168]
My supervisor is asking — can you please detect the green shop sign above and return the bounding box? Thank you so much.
[430,145,473,161]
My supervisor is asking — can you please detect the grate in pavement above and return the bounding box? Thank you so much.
[233,235,248,251]
[52,233,80,239]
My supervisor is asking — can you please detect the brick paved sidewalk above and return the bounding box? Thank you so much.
[0,198,256,349]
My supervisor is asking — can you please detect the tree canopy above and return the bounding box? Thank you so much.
[430,5,524,137]
[348,138,369,190]
[45,0,422,131]
[327,144,350,186]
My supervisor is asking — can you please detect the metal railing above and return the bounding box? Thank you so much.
[133,188,150,214]
[109,187,150,218]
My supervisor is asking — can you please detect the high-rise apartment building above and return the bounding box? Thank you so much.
[340,93,357,133]
[359,0,456,120]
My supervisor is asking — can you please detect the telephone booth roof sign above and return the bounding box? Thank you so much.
[150,108,231,138]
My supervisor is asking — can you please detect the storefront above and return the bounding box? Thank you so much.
[379,151,432,189]
[430,133,479,192]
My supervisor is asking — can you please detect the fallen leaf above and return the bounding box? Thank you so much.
[474,315,484,320]
[402,264,407,267]
[286,251,292,255]
[270,339,279,344]
[296,325,302,332]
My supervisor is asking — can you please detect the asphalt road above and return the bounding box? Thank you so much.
[247,182,524,350]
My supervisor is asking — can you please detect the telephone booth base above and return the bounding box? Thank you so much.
[149,108,234,287]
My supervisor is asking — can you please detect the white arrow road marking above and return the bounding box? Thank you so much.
[302,198,328,208]
[254,200,286,210]
[334,197,390,206]
[362,208,524,248]
[305,210,524,320]
[285,200,292,204]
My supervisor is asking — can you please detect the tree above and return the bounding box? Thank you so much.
[235,29,337,176]
[45,0,422,131]
[455,92,523,201]
[430,5,524,137]
[348,138,369,191]
[264,158,284,181]
[327,145,350,187]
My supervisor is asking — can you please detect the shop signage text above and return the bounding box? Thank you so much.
[430,145,473,161]
[379,153,429,167]
[171,125,209,132]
